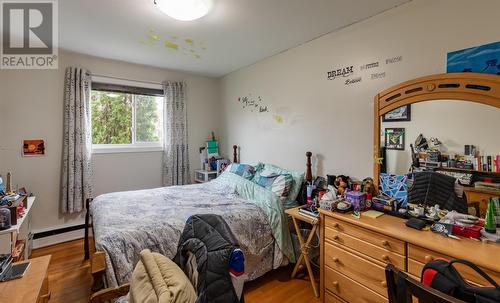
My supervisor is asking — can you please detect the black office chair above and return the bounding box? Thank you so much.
[385,264,465,303]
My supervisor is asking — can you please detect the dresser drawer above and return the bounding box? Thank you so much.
[325,226,405,269]
[325,217,405,255]
[408,244,500,286]
[324,290,348,303]
[325,241,388,297]
[325,265,387,303]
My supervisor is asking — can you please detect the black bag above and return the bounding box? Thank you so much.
[421,259,500,303]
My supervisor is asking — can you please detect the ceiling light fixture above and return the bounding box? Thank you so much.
[154,0,213,21]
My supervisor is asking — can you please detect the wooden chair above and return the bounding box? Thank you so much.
[385,264,465,303]
[90,283,130,303]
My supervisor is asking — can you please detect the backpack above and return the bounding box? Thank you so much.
[422,259,500,303]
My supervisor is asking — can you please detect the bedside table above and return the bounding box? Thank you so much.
[194,170,218,183]
[285,206,320,298]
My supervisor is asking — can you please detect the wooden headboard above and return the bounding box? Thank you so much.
[231,146,313,184]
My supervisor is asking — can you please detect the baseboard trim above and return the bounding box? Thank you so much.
[32,224,89,249]
[33,224,86,239]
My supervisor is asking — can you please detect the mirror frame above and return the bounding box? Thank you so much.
[373,72,500,188]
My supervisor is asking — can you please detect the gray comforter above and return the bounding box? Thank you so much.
[90,181,285,287]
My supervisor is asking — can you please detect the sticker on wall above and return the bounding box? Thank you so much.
[385,56,403,65]
[327,65,354,80]
[447,41,500,75]
[360,61,379,71]
[140,29,207,59]
[345,77,362,85]
[237,94,269,113]
[371,72,386,80]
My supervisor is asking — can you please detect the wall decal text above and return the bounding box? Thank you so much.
[327,66,354,80]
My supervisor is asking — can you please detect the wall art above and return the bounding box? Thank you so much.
[345,77,362,85]
[447,41,500,75]
[23,139,45,156]
[237,94,269,113]
[327,65,354,80]
[382,105,411,122]
[385,128,405,150]
[386,55,403,64]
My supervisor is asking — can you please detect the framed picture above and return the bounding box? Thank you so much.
[385,128,405,150]
[23,139,45,156]
[382,105,411,122]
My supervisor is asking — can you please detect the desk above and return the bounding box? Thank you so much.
[285,207,320,298]
[0,255,51,303]
[463,187,499,217]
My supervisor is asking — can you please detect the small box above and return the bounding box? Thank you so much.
[344,191,366,211]
[194,170,218,183]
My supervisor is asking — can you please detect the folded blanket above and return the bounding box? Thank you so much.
[129,249,197,303]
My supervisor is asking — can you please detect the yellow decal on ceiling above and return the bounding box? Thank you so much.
[141,30,207,59]
[164,41,179,50]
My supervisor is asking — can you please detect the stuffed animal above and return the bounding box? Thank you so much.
[362,177,376,199]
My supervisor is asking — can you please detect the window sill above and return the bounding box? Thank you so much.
[92,145,163,154]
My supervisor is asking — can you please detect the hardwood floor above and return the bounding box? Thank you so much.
[31,239,320,303]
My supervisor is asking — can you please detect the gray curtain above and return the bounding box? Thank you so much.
[162,81,190,186]
[62,67,93,213]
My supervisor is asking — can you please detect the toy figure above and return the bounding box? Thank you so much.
[362,177,376,200]
[334,175,350,197]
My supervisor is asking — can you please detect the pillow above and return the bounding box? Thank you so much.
[129,249,197,303]
[254,169,293,197]
[253,163,304,208]
[227,163,256,180]
[379,173,408,206]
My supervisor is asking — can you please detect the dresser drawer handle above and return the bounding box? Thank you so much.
[331,257,339,263]
[332,222,339,228]
[332,281,339,288]
[333,235,340,240]
[382,240,389,246]
[425,255,434,262]
[382,254,390,261]
[381,281,387,288]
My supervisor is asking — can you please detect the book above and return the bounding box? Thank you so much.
[298,205,319,218]
[362,210,384,219]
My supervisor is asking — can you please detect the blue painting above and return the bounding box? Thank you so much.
[447,41,500,75]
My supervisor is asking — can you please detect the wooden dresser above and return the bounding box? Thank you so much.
[319,210,500,303]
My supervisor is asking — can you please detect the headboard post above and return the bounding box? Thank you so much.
[306,151,312,184]
[233,145,238,163]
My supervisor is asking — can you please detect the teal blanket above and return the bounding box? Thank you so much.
[214,171,295,262]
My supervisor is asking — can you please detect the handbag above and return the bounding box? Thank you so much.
[422,259,500,303]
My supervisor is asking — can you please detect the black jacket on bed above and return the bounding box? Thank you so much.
[174,214,242,303]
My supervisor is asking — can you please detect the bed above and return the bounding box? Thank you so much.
[85,147,313,288]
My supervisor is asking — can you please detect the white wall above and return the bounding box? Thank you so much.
[219,0,500,180]
[0,50,220,232]
[382,100,500,175]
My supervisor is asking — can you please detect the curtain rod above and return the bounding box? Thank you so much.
[86,72,163,86]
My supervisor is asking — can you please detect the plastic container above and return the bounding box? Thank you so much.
[345,191,367,211]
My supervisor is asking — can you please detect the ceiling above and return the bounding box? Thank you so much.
[60,0,411,77]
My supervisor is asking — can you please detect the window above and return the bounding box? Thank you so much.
[91,78,164,153]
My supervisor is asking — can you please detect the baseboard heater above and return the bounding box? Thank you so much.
[33,224,86,239]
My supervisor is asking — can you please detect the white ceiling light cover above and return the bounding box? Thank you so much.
[155,0,214,21]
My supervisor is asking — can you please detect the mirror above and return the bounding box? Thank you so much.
[380,100,500,175]
[373,73,500,217]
